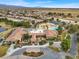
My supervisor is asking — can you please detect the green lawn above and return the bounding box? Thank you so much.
[0,45,9,57]
[49,46,60,52]
[65,56,73,59]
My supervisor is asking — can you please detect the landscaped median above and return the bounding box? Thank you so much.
[0,45,9,57]
[23,51,44,57]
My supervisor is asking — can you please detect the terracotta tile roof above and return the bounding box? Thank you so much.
[29,30,58,42]
[29,33,45,42]
[45,30,58,37]
[6,27,25,42]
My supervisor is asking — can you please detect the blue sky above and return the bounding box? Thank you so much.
[0,0,79,8]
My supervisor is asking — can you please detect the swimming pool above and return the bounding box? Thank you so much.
[49,27,64,31]
[49,27,58,30]
[0,27,6,32]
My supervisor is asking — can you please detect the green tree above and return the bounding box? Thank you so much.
[77,15,79,18]
[67,13,72,18]
[23,21,31,28]
[47,17,54,22]
[56,18,60,22]
[68,24,79,34]
[61,38,71,52]
[0,18,31,28]
[22,34,31,41]
[77,32,79,42]
[47,12,53,16]
[47,37,56,45]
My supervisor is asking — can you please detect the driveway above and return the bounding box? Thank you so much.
[4,47,65,59]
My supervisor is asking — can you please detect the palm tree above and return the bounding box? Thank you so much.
[56,25,63,35]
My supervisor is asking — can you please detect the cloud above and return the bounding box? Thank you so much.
[0,0,30,6]
[42,3,79,8]
[0,0,79,8]
[59,3,79,8]
[0,0,54,7]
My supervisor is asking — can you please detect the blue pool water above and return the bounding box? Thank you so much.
[49,27,64,31]
[49,27,58,30]
[0,27,6,32]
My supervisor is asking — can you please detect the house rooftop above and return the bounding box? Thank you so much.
[6,27,26,42]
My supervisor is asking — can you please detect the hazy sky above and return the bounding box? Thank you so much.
[0,0,79,8]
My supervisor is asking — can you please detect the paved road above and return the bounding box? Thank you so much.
[4,47,64,59]
[6,43,49,56]
[69,33,77,56]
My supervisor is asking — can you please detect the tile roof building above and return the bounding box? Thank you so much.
[6,27,26,42]
[29,29,58,43]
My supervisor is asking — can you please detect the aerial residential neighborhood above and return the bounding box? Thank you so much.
[0,0,79,59]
